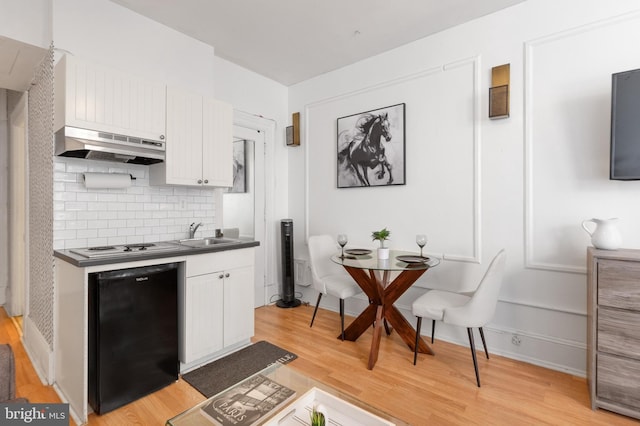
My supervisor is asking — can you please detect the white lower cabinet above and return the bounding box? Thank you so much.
[183,272,224,362]
[181,248,255,366]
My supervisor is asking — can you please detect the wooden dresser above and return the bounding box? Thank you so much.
[587,247,640,420]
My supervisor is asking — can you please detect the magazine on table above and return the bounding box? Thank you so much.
[200,374,296,426]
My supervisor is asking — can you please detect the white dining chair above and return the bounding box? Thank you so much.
[411,249,506,387]
[308,235,362,340]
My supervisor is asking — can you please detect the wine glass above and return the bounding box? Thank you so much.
[416,234,427,257]
[337,234,348,258]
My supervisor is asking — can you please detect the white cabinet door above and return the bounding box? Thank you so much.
[223,265,255,347]
[151,87,233,187]
[183,273,224,364]
[162,87,204,186]
[54,55,166,141]
[182,249,255,366]
[203,97,233,187]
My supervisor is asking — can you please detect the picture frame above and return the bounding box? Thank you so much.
[489,84,509,119]
[337,103,406,188]
[227,140,246,193]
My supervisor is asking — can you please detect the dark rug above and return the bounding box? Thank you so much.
[181,341,297,397]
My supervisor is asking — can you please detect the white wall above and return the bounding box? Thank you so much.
[0,90,7,305]
[52,0,215,96]
[213,55,289,226]
[0,0,52,49]
[213,55,290,299]
[288,0,640,376]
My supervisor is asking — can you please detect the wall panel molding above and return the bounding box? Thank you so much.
[324,293,587,376]
[524,10,640,274]
[304,56,482,263]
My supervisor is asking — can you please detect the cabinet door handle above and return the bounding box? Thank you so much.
[204,179,209,184]
[218,274,224,279]
[197,179,203,184]
[159,134,165,140]
[225,273,230,278]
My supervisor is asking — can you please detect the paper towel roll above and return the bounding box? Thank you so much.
[83,173,132,189]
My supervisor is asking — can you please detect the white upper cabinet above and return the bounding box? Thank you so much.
[54,55,166,141]
[203,97,233,187]
[150,86,233,187]
[158,87,204,186]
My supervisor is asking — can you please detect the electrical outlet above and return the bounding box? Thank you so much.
[179,200,187,210]
[511,334,521,346]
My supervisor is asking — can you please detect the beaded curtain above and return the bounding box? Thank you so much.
[27,45,54,349]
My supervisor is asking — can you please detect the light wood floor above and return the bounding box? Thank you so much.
[2,305,638,425]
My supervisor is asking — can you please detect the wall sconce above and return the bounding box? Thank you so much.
[286,112,300,146]
[489,64,510,119]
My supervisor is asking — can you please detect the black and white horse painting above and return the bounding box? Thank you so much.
[337,104,405,188]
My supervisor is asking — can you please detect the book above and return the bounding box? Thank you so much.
[200,374,296,426]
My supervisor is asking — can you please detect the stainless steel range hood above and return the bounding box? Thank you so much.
[55,126,165,165]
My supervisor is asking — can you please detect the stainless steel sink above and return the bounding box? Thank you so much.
[178,237,240,248]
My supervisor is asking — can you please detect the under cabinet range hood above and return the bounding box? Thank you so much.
[55,126,165,165]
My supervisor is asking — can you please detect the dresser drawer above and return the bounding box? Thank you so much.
[598,259,640,310]
[598,307,640,359]
[597,353,640,409]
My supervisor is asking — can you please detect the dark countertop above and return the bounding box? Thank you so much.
[53,238,260,268]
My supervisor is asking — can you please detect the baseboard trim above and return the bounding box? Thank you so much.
[433,326,586,378]
[52,383,83,426]
[346,294,587,377]
[22,316,54,384]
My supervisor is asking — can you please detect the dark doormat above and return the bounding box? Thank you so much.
[181,341,297,398]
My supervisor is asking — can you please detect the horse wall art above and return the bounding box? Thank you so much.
[337,103,405,188]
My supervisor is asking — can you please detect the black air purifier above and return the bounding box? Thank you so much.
[277,219,301,308]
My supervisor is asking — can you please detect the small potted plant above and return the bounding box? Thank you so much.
[310,408,325,426]
[371,227,391,259]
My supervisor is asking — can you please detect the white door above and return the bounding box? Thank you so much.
[224,125,266,307]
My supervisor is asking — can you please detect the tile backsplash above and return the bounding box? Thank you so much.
[53,158,216,250]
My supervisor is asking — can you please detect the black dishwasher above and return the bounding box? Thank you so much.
[88,262,179,414]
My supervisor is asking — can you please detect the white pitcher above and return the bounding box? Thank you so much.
[581,218,621,250]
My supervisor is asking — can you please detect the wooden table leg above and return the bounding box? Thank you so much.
[341,303,377,341]
[339,264,434,368]
[368,304,384,370]
[340,266,384,342]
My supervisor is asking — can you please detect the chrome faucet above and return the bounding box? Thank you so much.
[189,222,203,239]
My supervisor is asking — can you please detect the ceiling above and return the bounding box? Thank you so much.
[109,0,525,86]
[0,36,48,91]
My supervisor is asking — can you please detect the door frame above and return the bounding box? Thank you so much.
[232,111,276,307]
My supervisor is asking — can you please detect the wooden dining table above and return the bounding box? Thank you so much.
[331,249,440,369]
